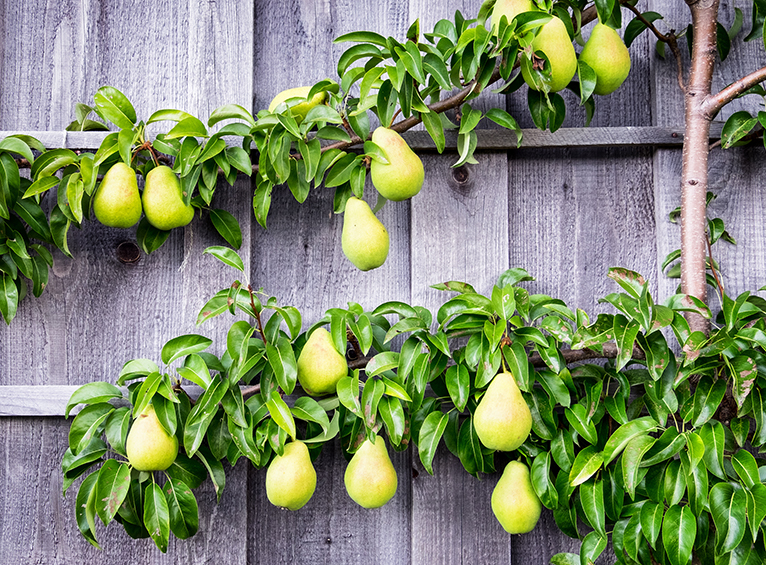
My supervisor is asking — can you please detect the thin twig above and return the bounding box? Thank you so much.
[702,65,766,118]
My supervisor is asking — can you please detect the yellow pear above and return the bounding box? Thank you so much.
[268,86,327,122]
[92,162,142,228]
[297,327,348,396]
[369,127,424,201]
[341,197,390,271]
[521,14,577,93]
[344,435,398,508]
[473,372,532,451]
[265,440,317,510]
[491,460,542,534]
[579,23,631,96]
[141,165,194,231]
[490,0,534,35]
[125,404,178,471]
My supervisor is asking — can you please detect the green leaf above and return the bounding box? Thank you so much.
[291,396,331,434]
[621,434,655,499]
[94,86,137,129]
[165,116,208,139]
[183,377,227,457]
[208,103,256,127]
[746,483,766,540]
[732,449,760,488]
[710,482,747,554]
[65,382,122,418]
[144,482,170,552]
[365,351,400,377]
[569,445,603,487]
[699,421,726,479]
[579,478,605,535]
[603,417,658,465]
[266,395,296,440]
[662,504,695,565]
[418,410,449,475]
[69,403,114,454]
[564,404,598,445]
[161,334,213,365]
[485,108,522,147]
[75,472,101,548]
[266,336,298,395]
[445,364,470,412]
[163,478,199,540]
[95,459,131,526]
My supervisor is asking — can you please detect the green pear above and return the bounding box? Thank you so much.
[92,162,142,228]
[490,0,534,35]
[125,404,178,471]
[473,372,532,451]
[265,440,317,510]
[521,14,577,93]
[268,86,327,122]
[579,23,631,96]
[141,165,194,231]
[344,435,398,508]
[491,460,542,534]
[341,197,389,271]
[297,327,348,396]
[369,127,424,201]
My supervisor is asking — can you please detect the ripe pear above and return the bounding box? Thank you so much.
[491,460,542,534]
[473,372,532,451]
[344,435,398,508]
[490,0,534,35]
[268,86,327,122]
[521,14,577,93]
[125,404,178,471]
[579,23,631,96]
[297,327,348,396]
[341,197,390,271]
[92,162,142,228]
[369,127,424,201]
[265,440,317,510]
[141,165,194,231]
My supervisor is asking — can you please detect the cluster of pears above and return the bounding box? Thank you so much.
[491,0,630,95]
[125,403,179,471]
[474,371,541,534]
[265,435,398,511]
[92,162,194,231]
[341,127,424,272]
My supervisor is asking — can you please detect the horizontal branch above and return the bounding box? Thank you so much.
[702,65,766,118]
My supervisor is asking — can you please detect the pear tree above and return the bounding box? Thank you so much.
[4,0,764,562]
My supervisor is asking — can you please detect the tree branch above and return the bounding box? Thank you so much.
[679,0,720,336]
[702,65,766,118]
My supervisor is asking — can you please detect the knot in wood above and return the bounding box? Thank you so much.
[116,241,141,264]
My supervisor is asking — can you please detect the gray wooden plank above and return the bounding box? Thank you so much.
[507,146,658,313]
[409,152,510,564]
[0,418,248,565]
[249,440,412,565]
[0,1,255,563]
[250,1,414,564]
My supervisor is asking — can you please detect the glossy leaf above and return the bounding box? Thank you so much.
[144,482,170,552]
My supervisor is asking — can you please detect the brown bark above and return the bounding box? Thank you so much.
[680,0,720,337]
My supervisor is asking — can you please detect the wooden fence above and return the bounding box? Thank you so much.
[1,0,765,563]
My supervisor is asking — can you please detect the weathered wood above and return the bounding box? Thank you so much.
[409,151,511,563]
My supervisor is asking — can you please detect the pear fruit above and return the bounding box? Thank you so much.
[297,327,348,395]
[521,14,577,92]
[579,23,631,96]
[490,0,534,35]
[344,436,398,508]
[125,404,178,471]
[265,440,317,510]
[92,162,142,228]
[473,372,532,451]
[141,165,194,231]
[268,86,327,122]
[491,460,542,534]
[369,127,424,201]
[341,197,389,271]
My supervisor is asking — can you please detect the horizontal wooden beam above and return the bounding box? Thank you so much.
[0,385,207,417]
[0,124,725,153]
